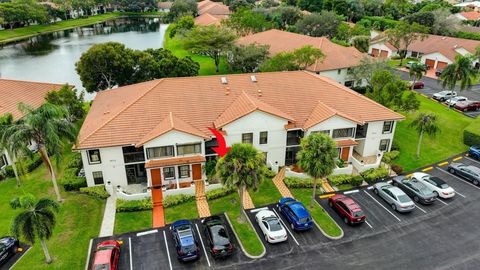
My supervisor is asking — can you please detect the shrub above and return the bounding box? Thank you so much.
[204,159,217,179]
[456,31,480,41]
[391,164,403,175]
[391,140,400,151]
[360,167,389,184]
[66,152,83,170]
[382,150,400,164]
[350,175,364,187]
[61,176,87,191]
[206,187,235,200]
[163,193,195,208]
[23,154,43,172]
[283,177,320,188]
[80,185,110,199]
[117,198,152,212]
[3,165,15,178]
[328,174,352,186]
[464,119,480,146]
[264,168,277,178]
[0,170,6,181]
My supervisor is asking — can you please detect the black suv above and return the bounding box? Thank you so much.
[0,236,19,265]
[202,216,234,259]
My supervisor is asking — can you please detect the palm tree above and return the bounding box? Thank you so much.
[440,55,477,97]
[1,103,76,202]
[408,63,426,90]
[297,133,338,208]
[216,143,268,222]
[0,113,21,186]
[409,113,440,160]
[10,194,59,264]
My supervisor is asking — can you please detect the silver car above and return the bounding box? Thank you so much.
[373,182,415,213]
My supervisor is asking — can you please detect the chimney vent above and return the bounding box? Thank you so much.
[257,89,262,97]
[221,77,228,84]
[250,75,257,82]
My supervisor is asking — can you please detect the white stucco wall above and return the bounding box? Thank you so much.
[318,69,351,86]
[143,130,205,159]
[368,43,394,57]
[306,115,357,137]
[81,146,128,187]
[355,120,396,157]
[222,110,289,167]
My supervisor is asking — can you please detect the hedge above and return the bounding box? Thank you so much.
[117,198,153,212]
[3,165,15,178]
[464,119,480,146]
[382,150,400,164]
[328,174,364,187]
[60,167,87,191]
[205,187,235,200]
[163,193,195,208]
[24,154,43,172]
[455,31,480,41]
[284,177,321,188]
[360,167,389,184]
[80,185,110,199]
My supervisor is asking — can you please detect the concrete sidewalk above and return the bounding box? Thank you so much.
[99,194,117,237]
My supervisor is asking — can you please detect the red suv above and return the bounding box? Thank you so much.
[91,240,121,270]
[328,194,366,225]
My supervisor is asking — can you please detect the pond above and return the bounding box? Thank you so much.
[0,17,168,100]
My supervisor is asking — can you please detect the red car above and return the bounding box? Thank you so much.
[409,81,424,89]
[454,100,480,112]
[328,194,366,225]
[92,240,121,270]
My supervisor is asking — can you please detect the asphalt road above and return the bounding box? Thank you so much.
[88,155,480,270]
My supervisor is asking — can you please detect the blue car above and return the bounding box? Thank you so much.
[469,146,480,160]
[170,220,200,261]
[278,197,314,231]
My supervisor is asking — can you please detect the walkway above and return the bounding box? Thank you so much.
[195,180,211,218]
[242,189,255,210]
[321,179,335,193]
[99,194,117,237]
[152,205,165,228]
[272,167,293,198]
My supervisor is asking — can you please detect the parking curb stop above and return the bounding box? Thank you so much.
[223,212,266,259]
[313,200,344,240]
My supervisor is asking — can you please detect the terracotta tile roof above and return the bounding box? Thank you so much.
[459,11,480,20]
[214,91,295,128]
[157,1,173,8]
[77,71,404,150]
[145,155,206,168]
[0,79,64,120]
[238,29,366,71]
[336,139,358,147]
[137,112,209,146]
[303,101,361,129]
[194,13,227,26]
[198,0,231,15]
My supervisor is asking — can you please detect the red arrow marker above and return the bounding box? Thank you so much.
[208,128,231,157]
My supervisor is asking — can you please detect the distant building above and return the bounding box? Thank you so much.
[197,0,231,15]
[157,2,173,12]
[455,11,480,20]
[194,13,228,26]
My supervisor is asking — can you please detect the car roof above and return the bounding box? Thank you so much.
[471,145,480,150]
[336,196,362,211]
[429,176,446,185]
[172,219,191,228]
[388,186,406,196]
[94,249,112,265]
[468,166,480,173]
[287,201,310,218]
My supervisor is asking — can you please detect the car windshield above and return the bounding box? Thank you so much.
[298,217,311,223]
[266,218,283,231]
[210,225,230,246]
[397,195,411,203]
[417,185,431,195]
[93,264,110,270]
[97,245,114,251]
[353,211,364,217]
[439,91,449,95]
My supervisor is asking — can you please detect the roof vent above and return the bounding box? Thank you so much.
[250,75,257,82]
[257,89,262,97]
[453,44,458,48]
[225,86,230,95]
[221,77,228,84]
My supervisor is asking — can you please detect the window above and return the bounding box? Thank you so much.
[411,51,418,58]
[344,80,354,88]
[332,128,354,138]
[259,131,268,144]
[163,167,175,179]
[286,130,304,146]
[355,124,368,139]
[92,171,104,185]
[337,69,342,74]
[146,146,174,159]
[177,143,201,156]
[242,133,253,144]
[87,149,101,164]
[122,146,145,163]
[178,165,190,178]
[0,154,7,168]
[379,139,390,151]
[383,121,394,134]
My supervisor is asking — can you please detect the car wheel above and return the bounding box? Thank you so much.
[433,191,439,198]
[374,188,378,195]
[474,180,479,186]
[264,234,269,243]
[414,196,419,202]
[344,217,349,225]
[449,168,455,174]
[329,201,333,207]
[391,204,396,211]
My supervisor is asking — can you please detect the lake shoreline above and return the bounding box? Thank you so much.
[0,12,166,45]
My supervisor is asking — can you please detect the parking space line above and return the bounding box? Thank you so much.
[344,189,359,195]
[129,237,133,270]
[367,186,373,190]
[437,167,480,191]
[250,207,268,213]
[437,198,449,206]
[163,231,173,270]
[415,204,427,214]
[363,190,401,222]
[195,223,211,267]
[364,220,373,229]
[136,229,158,237]
[466,156,480,165]
[272,208,300,246]
[456,191,467,198]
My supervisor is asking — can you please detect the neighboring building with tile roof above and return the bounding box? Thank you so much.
[0,79,63,170]
[157,1,173,12]
[369,33,480,70]
[197,0,231,15]
[238,29,368,87]
[455,11,480,21]
[76,71,404,201]
[194,13,227,26]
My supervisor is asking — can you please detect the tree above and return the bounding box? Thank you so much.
[184,26,238,73]
[259,0,278,8]
[1,103,76,202]
[260,45,324,71]
[347,56,388,86]
[45,85,85,123]
[408,63,426,90]
[0,113,21,187]
[215,143,268,222]
[441,55,477,96]
[270,6,302,29]
[409,113,439,159]
[169,0,197,21]
[352,36,370,53]
[297,0,323,13]
[228,0,254,12]
[223,7,272,36]
[384,21,429,66]
[404,11,435,28]
[227,44,269,73]
[169,15,195,38]
[431,8,460,36]
[293,45,325,69]
[297,133,337,208]
[295,11,341,38]
[10,194,59,264]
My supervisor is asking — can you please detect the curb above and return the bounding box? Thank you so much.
[313,199,344,240]
[84,238,93,270]
[224,212,266,259]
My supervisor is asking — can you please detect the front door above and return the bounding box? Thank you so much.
[192,164,202,180]
[151,169,163,205]
[341,147,350,161]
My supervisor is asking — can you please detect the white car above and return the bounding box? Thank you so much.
[432,91,457,102]
[255,210,287,244]
[446,96,468,106]
[411,172,455,199]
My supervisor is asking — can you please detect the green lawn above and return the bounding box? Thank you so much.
[164,199,199,224]
[115,211,152,235]
[394,94,473,171]
[0,12,164,44]
[164,25,229,76]
[0,150,104,269]
[209,193,264,256]
[249,178,282,207]
[290,188,342,238]
[387,58,418,68]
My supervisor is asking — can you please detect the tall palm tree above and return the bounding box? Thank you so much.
[297,133,338,208]
[216,143,268,222]
[1,103,76,202]
[408,63,426,90]
[440,55,477,96]
[409,113,440,160]
[10,194,59,264]
[0,113,21,186]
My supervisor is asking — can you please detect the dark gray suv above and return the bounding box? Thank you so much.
[448,163,480,185]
